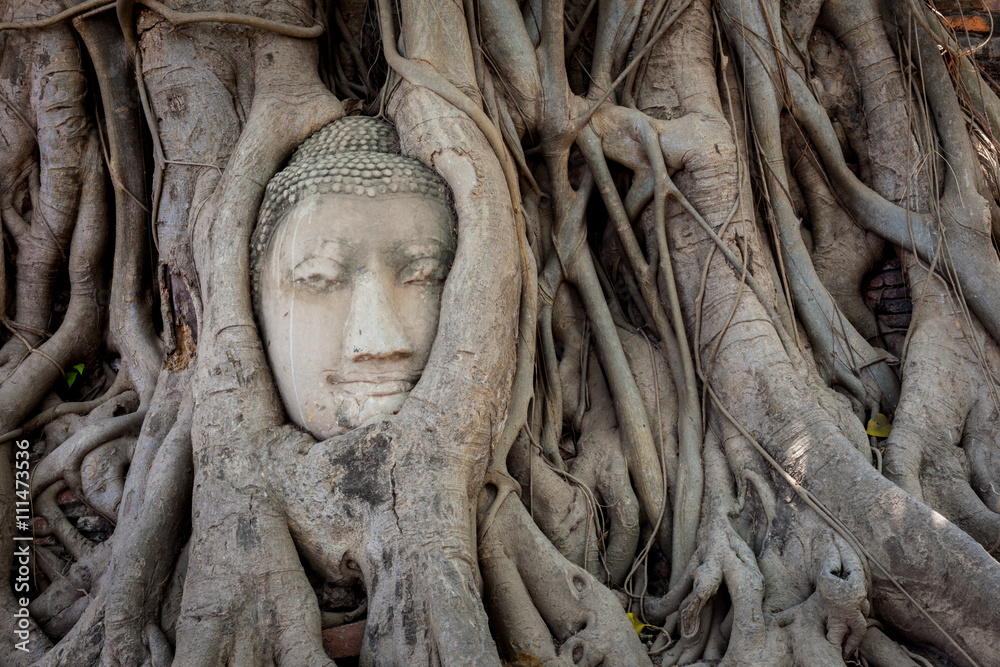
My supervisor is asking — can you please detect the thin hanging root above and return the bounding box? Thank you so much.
[574,326,590,432]
[0,330,65,382]
[551,169,666,537]
[0,0,111,31]
[788,67,1000,350]
[332,5,372,95]
[921,3,1000,150]
[637,122,703,588]
[565,0,598,56]
[538,255,566,469]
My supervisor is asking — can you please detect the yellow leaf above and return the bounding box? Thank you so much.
[626,613,655,635]
[866,413,891,438]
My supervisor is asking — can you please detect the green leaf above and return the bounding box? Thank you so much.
[65,363,85,388]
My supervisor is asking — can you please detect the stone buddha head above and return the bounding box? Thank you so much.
[252,117,456,438]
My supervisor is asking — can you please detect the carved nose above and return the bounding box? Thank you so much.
[342,270,413,362]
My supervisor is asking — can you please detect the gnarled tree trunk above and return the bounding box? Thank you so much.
[3,0,1000,665]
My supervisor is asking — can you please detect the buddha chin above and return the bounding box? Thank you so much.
[325,379,414,436]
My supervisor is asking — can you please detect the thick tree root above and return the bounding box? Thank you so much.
[480,491,651,666]
[883,255,1000,550]
[7,1,1000,666]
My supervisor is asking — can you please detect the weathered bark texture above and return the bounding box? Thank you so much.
[3,0,1000,665]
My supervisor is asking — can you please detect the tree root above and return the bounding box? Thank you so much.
[29,541,110,637]
[771,530,869,664]
[79,435,134,519]
[7,2,1000,666]
[480,490,651,666]
[30,393,144,500]
[102,369,193,667]
[719,0,900,413]
[883,255,1000,550]
[859,626,925,667]
[36,482,93,561]
[509,436,602,578]
[76,11,163,399]
[0,369,130,446]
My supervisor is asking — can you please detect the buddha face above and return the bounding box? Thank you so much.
[259,193,455,438]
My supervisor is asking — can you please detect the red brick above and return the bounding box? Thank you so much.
[879,287,908,300]
[57,489,79,504]
[881,271,905,286]
[880,298,912,314]
[942,15,994,33]
[883,314,912,329]
[322,620,366,659]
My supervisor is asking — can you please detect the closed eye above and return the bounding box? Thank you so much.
[292,256,347,292]
[399,257,448,286]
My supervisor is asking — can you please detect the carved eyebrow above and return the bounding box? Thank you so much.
[391,233,455,258]
[316,238,353,256]
[289,238,353,266]
[396,241,451,258]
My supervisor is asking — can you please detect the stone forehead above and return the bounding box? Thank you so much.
[251,117,454,302]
